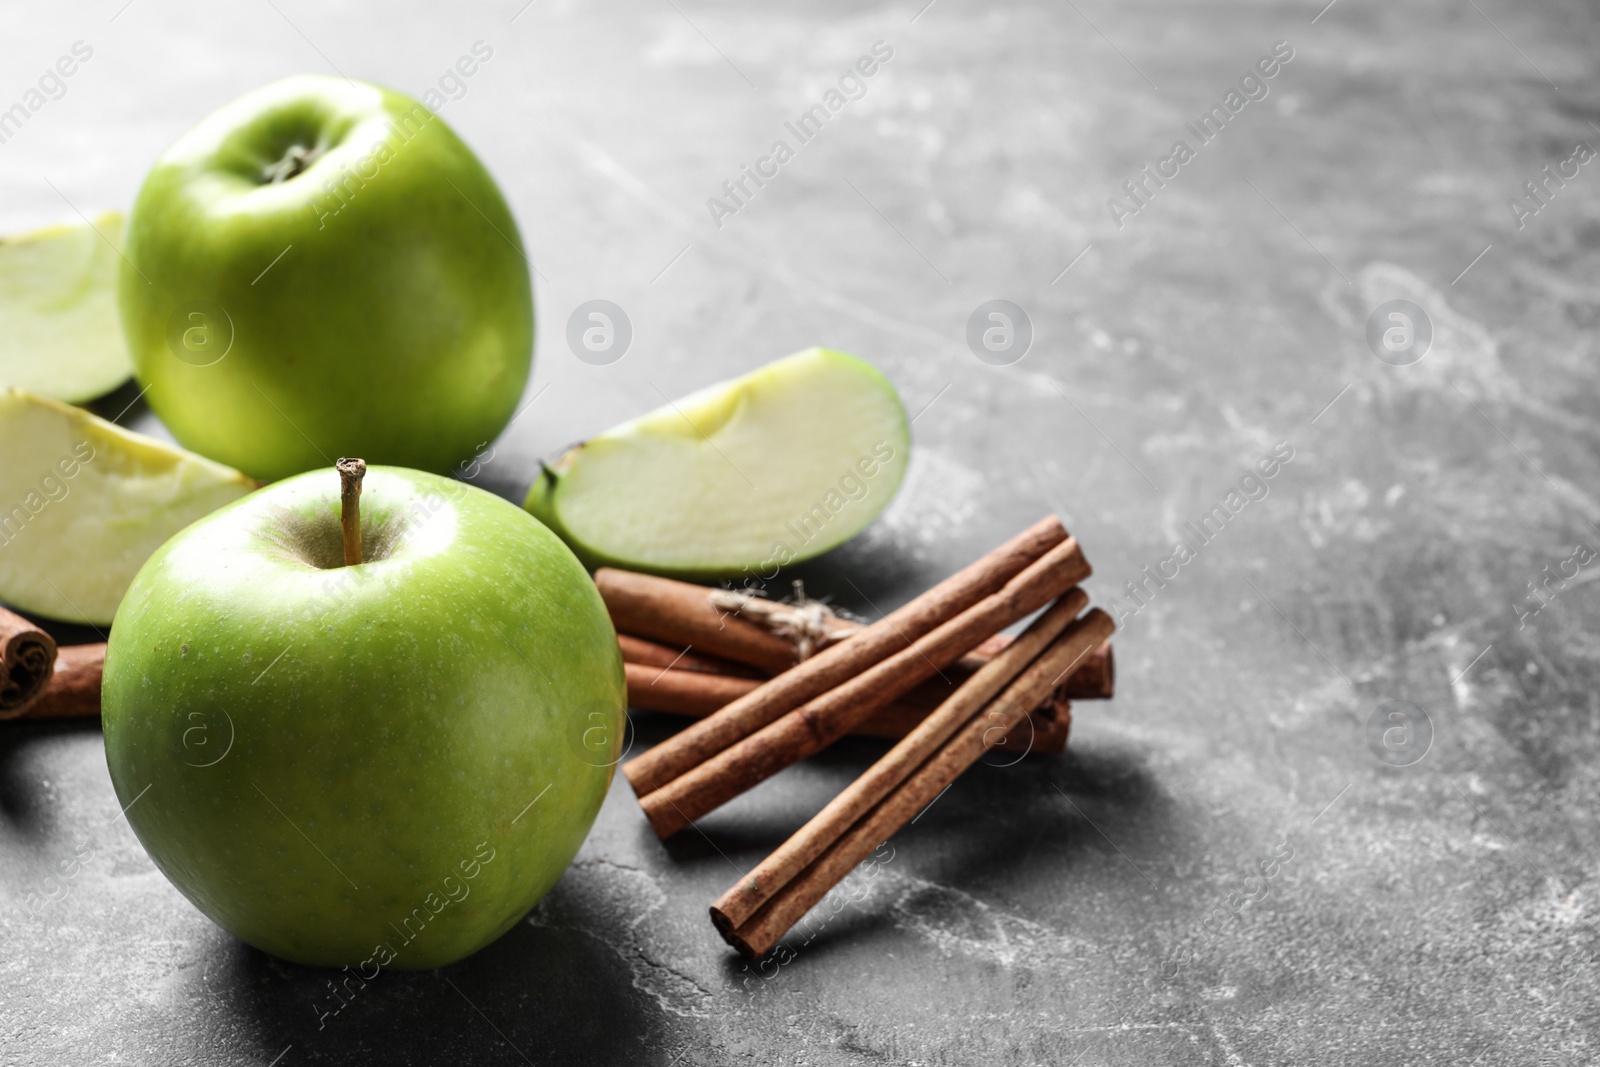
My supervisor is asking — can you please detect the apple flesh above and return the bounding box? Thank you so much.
[0,388,254,624]
[525,347,911,578]
[0,212,132,402]
[118,75,534,482]
[102,466,624,969]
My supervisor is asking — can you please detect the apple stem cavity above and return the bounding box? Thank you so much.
[263,143,317,184]
[337,458,366,567]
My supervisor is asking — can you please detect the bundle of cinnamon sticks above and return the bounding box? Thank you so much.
[609,580,1113,755]
[602,515,1114,957]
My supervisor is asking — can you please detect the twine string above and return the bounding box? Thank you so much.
[707,581,844,661]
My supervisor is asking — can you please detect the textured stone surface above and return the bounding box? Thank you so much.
[4,0,1600,1063]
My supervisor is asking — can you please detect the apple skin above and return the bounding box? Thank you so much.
[118,76,533,483]
[101,466,623,969]
[524,348,910,578]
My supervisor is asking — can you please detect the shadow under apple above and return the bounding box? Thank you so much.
[211,887,659,1067]
[0,717,102,834]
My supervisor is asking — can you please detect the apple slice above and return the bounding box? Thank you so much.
[0,212,134,403]
[0,388,255,624]
[525,347,910,577]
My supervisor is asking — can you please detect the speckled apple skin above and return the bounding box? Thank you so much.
[102,467,624,970]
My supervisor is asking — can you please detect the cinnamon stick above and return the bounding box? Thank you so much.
[714,607,1115,958]
[1005,700,1071,756]
[923,639,1112,702]
[607,586,1050,676]
[625,661,763,715]
[622,516,1069,797]
[597,569,806,675]
[617,634,762,678]
[14,643,104,720]
[618,630,1114,701]
[636,536,1091,837]
[0,605,59,720]
[712,594,1086,933]
[625,660,1068,751]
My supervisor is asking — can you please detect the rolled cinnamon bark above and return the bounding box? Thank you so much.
[602,576,1104,683]
[853,639,1112,703]
[597,569,806,675]
[625,662,762,715]
[624,660,1068,751]
[616,634,763,678]
[617,631,1114,702]
[637,539,1091,838]
[1005,700,1071,755]
[715,608,1115,959]
[0,605,59,720]
[10,642,103,721]
[622,516,1069,798]
[712,595,1089,934]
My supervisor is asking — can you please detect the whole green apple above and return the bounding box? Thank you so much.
[118,75,534,482]
[101,465,623,969]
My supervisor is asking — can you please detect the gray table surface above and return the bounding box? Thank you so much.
[5,0,1600,1064]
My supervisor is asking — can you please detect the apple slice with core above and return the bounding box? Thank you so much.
[0,388,255,624]
[0,212,133,402]
[525,347,910,578]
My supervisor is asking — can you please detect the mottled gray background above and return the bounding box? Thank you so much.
[4,0,1600,1064]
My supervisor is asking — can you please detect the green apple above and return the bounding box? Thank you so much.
[118,75,534,482]
[102,465,624,969]
[0,387,254,624]
[525,347,911,578]
[0,211,133,402]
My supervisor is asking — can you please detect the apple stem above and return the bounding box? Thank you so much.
[337,458,366,567]
[265,143,315,184]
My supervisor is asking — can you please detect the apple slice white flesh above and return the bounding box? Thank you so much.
[525,347,910,577]
[0,388,255,624]
[0,212,134,403]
